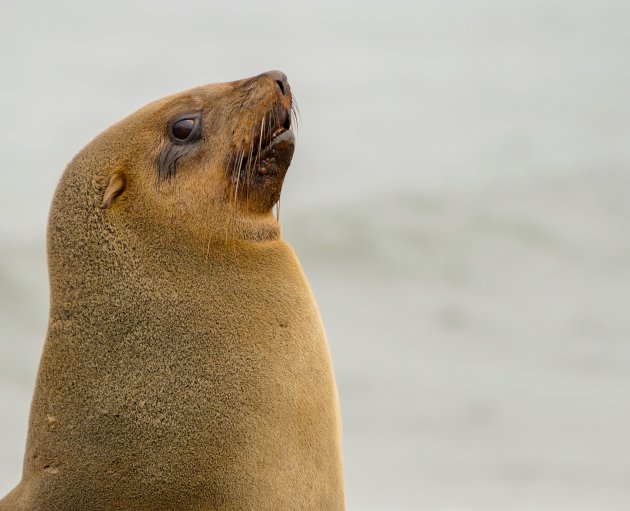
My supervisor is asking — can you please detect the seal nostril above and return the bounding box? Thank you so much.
[275,80,286,96]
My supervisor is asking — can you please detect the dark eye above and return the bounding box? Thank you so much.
[169,113,201,143]
[172,119,194,140]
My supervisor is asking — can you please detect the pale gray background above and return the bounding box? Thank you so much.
[1,1,629,510]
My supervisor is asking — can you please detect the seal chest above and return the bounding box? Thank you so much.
[0,71,344,511]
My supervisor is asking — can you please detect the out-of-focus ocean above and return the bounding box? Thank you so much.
[1,1,629,509]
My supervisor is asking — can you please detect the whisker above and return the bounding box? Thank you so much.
[257,114,266,163]
[245,122,256,206]
[267,113,273,147]
[234,139,245,204]
[291,96,301,135]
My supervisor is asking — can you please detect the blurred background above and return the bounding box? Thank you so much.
[1,0,629,509]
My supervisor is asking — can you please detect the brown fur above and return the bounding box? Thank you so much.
[0,72,344,510]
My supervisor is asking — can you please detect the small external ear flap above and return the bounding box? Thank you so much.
[101,172,127,209]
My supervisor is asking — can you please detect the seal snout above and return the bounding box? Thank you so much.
[224,70,298,212]
[264,70,291,98]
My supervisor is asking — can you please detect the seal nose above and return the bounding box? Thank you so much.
[265,70,290,97]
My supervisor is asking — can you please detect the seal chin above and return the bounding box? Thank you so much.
[255,128,295,176]
[241,127,294,213]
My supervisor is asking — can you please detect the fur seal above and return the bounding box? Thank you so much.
[0,71,344,510]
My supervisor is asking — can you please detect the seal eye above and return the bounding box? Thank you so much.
[168,113,202,144]
[172,118,195,141]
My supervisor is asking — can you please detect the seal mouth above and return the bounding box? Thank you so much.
[227,99,297,212]
[238,105,294,175]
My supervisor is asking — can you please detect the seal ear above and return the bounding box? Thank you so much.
[101,171,127,209]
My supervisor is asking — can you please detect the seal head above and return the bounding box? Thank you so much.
[101,70,298,246]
